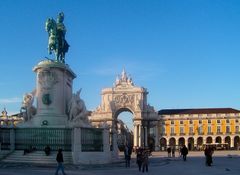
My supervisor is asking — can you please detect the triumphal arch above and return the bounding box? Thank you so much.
[90,69,158,149]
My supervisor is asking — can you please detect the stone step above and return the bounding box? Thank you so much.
[2,151,73,164]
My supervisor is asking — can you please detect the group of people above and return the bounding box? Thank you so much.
[167,145,189,161]
[22,144,215,175]
[54,144,214,175]
[135,147,150,173]
[167,147,176,157]
[166,144,214,166]
[124,145,150,173]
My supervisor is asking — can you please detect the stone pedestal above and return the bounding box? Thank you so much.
[72,127,112,164]
[31,60,76,127]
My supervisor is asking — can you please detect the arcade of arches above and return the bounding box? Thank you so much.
[90,70,240,151]
[160,136,240,150]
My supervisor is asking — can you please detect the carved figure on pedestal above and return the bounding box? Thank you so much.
[21,90,36,121]
[127,75,134,85]
[68,89,90,126]
[1,108,8,118]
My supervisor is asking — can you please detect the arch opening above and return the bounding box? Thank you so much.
[115,109,134,151]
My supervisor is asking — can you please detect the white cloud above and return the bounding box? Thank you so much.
[0,97,21,104]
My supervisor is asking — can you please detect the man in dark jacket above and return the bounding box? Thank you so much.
[55,149,66,175]
[204,145,214,166]
[124,145,132,167]
[181,145,188,161]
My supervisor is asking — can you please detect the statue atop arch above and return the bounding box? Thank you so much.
[114,69,134,87]
[45,12,69,63]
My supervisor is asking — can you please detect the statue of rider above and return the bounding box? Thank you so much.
[56,12,69,63]
[45,12,69,63]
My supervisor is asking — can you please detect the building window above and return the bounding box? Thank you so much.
[189,127,193,134]
[226,126,230,133]
[199,120,202,124]
[235,119,238,123]
[217,126,221,134]
[171,127,174,134]
[180,120,183,125]
[180,127,184,134]
[171,120,174,125]
[235,126,239,133]
[217,120,221,124]
[226,119,230,123]
[189,120,193,124]
[208,126,211,134]
[198,126,203,134]
[161,126,166,134]
[208,120,211,124]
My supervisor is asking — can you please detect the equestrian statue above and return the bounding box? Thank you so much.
[45,12,69,63]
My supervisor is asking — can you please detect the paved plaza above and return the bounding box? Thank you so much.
[0,151,240,175]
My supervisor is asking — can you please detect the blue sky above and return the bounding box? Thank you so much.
[1,0,240,117]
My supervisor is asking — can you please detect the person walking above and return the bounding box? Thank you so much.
[142,149,149,173]
[171,147,175,157]
[181,145,188,161]
[55,149,66,175]
[124,144,132,167]
[167,147,171,157]
[204,145,214,166]
[179,146,182,157]
[136,148,143,171]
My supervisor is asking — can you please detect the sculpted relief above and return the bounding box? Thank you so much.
[20,90,37,121]
[38,70,58,90]
[68,89,90,126]
[114,94,134,105]
[95,92,144,113]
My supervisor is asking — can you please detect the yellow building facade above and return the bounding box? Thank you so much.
[158,108,240,150]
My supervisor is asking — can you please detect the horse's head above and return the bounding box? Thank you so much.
[45,18,51,33]
[45,18,56,34]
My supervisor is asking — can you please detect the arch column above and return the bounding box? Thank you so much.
[212,137,216,144]
[231,137,234,148]
[133,122,143,147]
[176,138,179,147]
[139,124,142,147]
[154,125,159,151]
[203,137,207,145]
[144,126,148,147]
[133,124,138,147]
[194,137,197,148]
[185,138,188,147]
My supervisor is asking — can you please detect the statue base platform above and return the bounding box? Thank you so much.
[33,60,76,124]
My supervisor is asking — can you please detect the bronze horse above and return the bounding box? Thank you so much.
[45,18,69,63]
